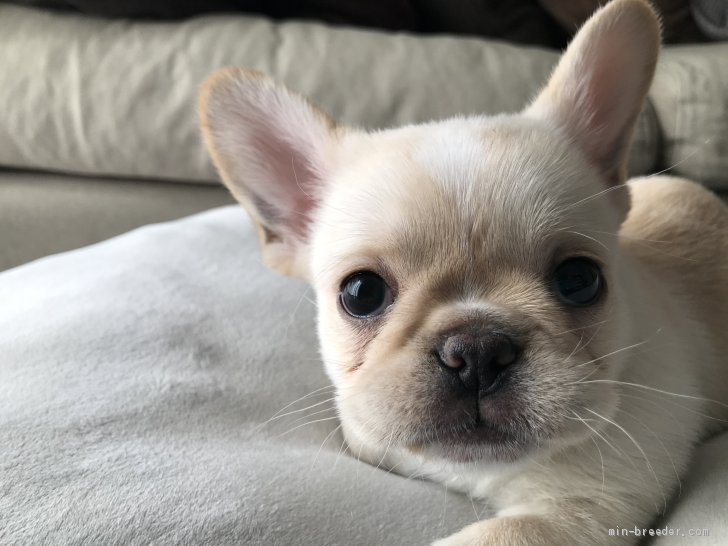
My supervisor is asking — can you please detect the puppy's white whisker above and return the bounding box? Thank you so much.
[571,410,608,495]
[568,409,626,465]
[261,396,337,427]
[615,406,682,499]
[630,240,701,263]
[405,462,426,481]
[567,182,630,210]
[582,229,670,244]
[254,385,336,433]
[440,482,450,532]
[275,416,341,439]
[333,433,350,470]
[570,338,652,383]
[373,430,396,472]
[563,230,609,251]
[286,285,312,334]
[283,405,338,429]
[468,494,484,522]
[574,321,606,358]
[381,460,405,478]
[578,380,728,410]
[566,334,584,361]
[310,423,343,471]
[351,413,382,481]
[647,139,711,177]
[552,320,608,336]
[585,408,666,513]
[592,437,606,496]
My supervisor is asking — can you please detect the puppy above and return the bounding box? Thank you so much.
[199,0,728,543]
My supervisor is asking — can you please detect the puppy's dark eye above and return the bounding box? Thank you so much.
[340,272,392,318]
[552,258,603,307]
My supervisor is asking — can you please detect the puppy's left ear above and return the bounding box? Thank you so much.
[526,0,661,212]
[199,68,342,279]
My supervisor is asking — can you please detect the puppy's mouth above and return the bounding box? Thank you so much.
[405,404,534,464]
[406,425,526,464]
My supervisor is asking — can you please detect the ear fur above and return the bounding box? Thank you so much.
[526,0,661,212]
[199,68,341,278]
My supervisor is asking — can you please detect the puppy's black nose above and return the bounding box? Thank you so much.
[438,332,520,394]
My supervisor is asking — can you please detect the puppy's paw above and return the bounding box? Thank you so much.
[433,516,567,546]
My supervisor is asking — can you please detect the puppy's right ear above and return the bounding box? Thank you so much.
[199,68,341,279]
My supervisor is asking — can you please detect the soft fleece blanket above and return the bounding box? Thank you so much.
[1,207,726,544]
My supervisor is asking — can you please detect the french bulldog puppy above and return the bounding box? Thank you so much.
[199,0,728,543]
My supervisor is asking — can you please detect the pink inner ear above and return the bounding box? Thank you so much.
[250,125,320,241]
[572,38,645,177]
[527,1,659,185]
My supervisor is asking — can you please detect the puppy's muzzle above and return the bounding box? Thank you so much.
[437,331,520,395]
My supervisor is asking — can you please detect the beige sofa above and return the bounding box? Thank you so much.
[1,3,727,271]
[2,5,728,545]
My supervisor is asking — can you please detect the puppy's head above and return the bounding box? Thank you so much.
[200,0,660,463]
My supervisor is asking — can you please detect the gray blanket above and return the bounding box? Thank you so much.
[1,207,726,544]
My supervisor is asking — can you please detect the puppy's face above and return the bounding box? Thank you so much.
[200,0,659,464]
[310,120,627,463]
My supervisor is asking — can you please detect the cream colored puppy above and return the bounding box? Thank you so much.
[199,0,728,543]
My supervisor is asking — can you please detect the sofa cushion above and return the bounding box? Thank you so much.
[651,44,728,189]
[0,3,667,187]
[0,171,233,272]
[1,206,727,544]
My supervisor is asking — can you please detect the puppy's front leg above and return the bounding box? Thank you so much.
[434,515,570,546]
[433,495,639,546]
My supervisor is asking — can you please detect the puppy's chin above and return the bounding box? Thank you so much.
[407,422,533,464]
[404,382,540,464]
